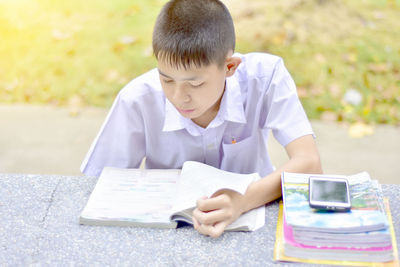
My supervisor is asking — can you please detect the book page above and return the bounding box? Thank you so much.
[80,167,180,226]
[227,205,266,231]
[170,161,263,230]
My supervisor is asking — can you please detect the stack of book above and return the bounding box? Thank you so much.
[274,172,399,266]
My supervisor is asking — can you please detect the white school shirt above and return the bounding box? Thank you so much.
[81,53,314,177]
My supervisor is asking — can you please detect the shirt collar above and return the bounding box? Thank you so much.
[218,75,247,124]
[162,98,185,132]
[162,75,247,134]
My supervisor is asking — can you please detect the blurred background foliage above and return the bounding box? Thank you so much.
[0,0,399,125]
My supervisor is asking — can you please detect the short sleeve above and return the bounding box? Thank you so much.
[80,92,146,176]
[261,59,314,147]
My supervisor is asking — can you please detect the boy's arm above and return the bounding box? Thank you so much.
[192,134,322,238]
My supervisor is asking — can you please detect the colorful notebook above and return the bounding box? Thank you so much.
[274,199,399,266]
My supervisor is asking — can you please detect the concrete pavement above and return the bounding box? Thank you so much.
[0,104,399,184]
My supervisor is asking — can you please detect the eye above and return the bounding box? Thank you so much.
[162,79,173,84]
[189,82,204,88]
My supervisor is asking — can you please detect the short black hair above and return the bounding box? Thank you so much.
[152,0,235,69]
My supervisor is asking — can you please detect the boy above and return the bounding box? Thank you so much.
[81,0,322,238]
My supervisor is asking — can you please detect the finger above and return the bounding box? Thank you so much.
[192,213,200,229]
[209,221,228,238]
[197,221,227,238]
[195,196,208,204]
[196,223,215,237]
[193,207,231,226]
[197,194,230,212]
[192,209,214,236]
[211,189,232,197]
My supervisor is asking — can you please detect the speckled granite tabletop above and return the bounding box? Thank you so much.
[0,174,398,266]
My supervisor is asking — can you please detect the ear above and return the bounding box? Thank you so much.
[225,56,242,77]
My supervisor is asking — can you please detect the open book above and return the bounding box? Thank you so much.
[79,161,265,232]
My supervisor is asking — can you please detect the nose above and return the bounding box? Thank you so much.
[173,84,191,103]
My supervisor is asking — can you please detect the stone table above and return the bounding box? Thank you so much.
[0,174,398,266]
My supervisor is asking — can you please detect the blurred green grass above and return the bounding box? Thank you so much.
[0,0,399,124]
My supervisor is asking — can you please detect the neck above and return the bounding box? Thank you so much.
[191,107,219,128]
[192,88,225,128]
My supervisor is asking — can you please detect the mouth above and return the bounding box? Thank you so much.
[177,108,195,114]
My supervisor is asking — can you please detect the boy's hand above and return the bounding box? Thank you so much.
[192,189,245,238]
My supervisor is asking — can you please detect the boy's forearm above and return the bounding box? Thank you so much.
[241,153,322,213]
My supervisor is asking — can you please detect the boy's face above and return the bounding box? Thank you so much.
[157,59,228,127]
